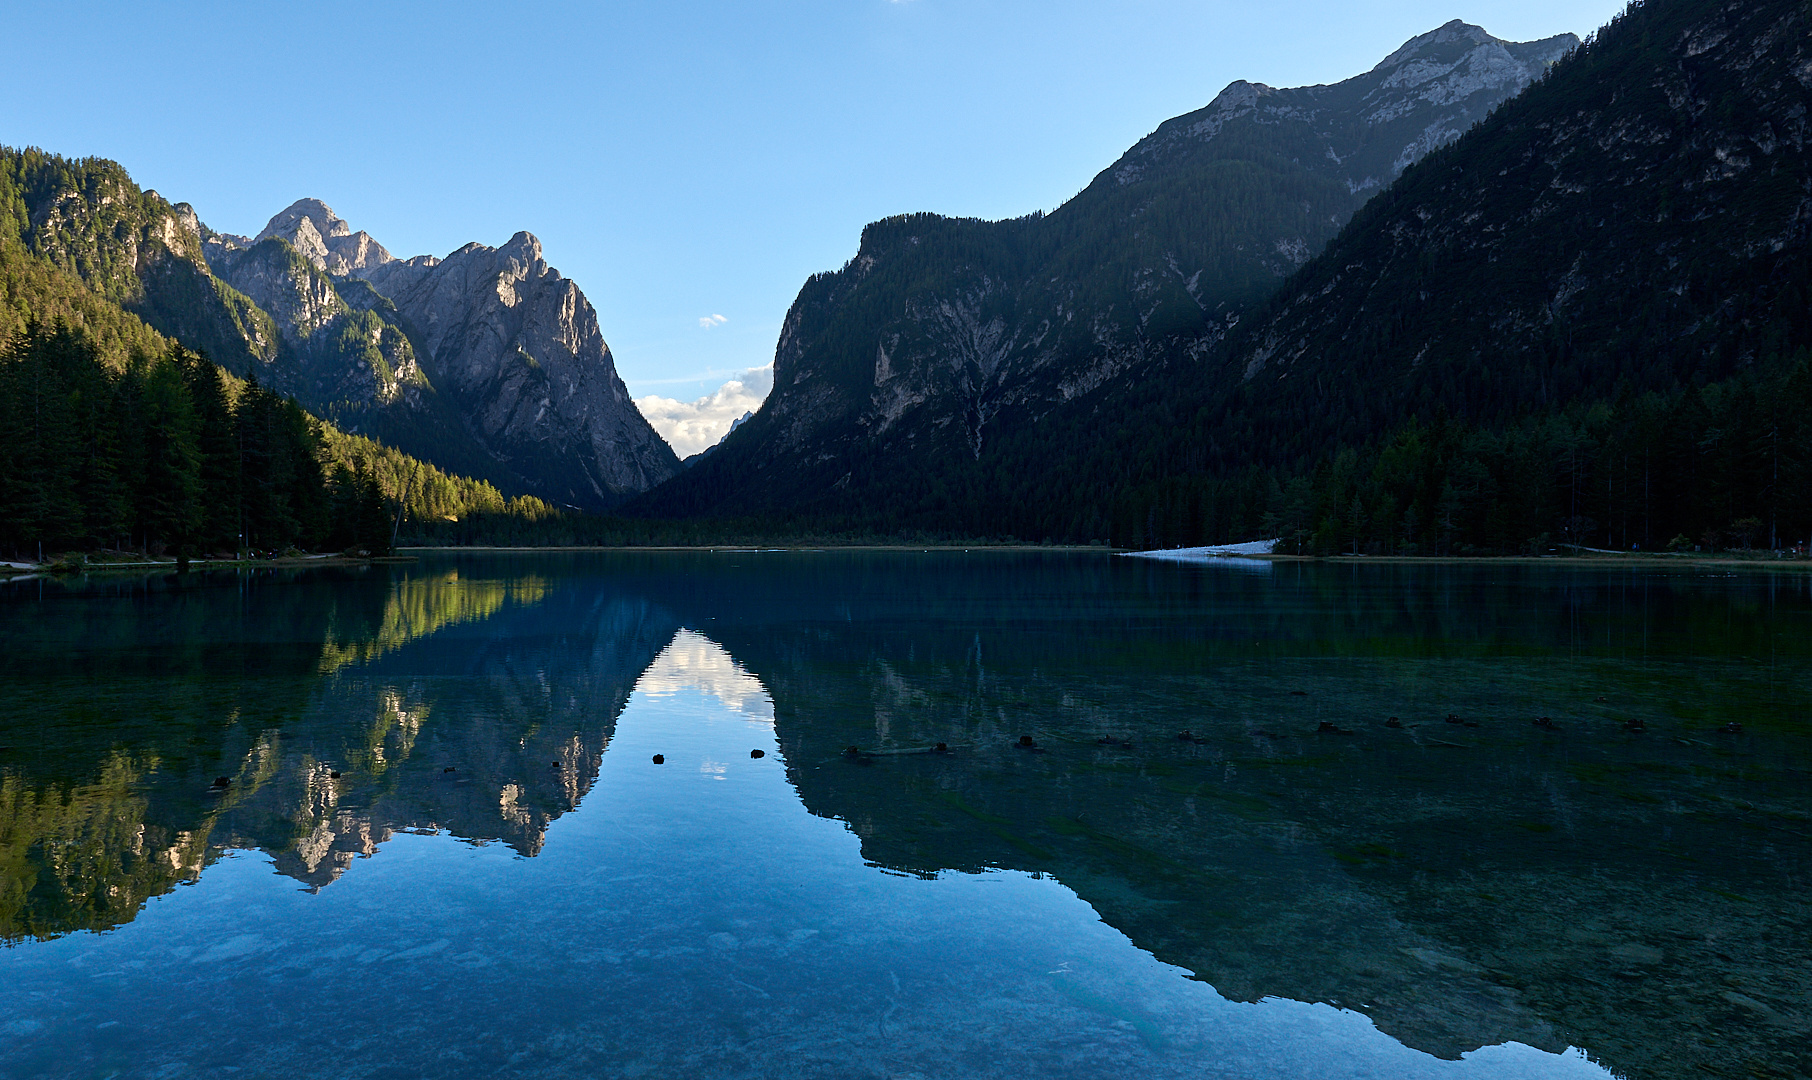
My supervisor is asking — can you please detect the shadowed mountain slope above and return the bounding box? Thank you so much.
[631,21,1575,524]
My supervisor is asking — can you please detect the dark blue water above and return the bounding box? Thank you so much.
[2,552,1807,1079]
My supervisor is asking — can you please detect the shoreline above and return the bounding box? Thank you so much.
[1144,552,1812,570]
[0,553,415,578]
[394,544,1108,554]
[10,546,1809,576]
[398,545,1812,570]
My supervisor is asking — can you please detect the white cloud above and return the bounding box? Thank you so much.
[697,314,728,329]
[635,363,773,458]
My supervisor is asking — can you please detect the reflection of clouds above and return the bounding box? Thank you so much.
[635,630,774,722]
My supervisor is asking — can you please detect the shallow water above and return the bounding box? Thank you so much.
[1,553,1807,1079]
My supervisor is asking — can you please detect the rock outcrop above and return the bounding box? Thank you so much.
[360,232,679,502]
[255,198,396,277]
[3,160,678,510]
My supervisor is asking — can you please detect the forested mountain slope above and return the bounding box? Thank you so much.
[639,0,1812,554]
[1116,0,1812,553]
[633,21,1575,521]
[0,233,558,561]
[1,155,677,510]
[1214,0,1812,459]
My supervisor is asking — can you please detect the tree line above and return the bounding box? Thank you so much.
[0,322,394,561]
[1111,356,1812,555]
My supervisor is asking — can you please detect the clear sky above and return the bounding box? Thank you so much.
[1,1,1624,454]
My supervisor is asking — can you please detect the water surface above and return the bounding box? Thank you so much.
[2,553,1807,1078]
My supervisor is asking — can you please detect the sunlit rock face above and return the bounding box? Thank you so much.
[359,231,680,503]
[191,200,681,508]
[633,22,1575,522]
[254,199,396,278]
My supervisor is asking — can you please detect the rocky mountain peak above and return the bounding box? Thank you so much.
[354,228,679,502]
[635,19,1583,524]
[1112,22,1577,193]
[257,198,348,243]
[497,231,550,278]
[170,201,202,239]
[254,197,395,277]
[1372,19,1497,69]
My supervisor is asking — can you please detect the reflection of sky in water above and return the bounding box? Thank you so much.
[0,632,1613,1079]
[633,627,775,721]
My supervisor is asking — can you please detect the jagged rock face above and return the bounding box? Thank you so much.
[636,22,1576,520]
[198,203,676,506]
[1,151,675,507]
[255,198,396,277]
[1112,22,1574,203]
[201,226,436,426]
[362,232,679,503]
[216,238,346,347]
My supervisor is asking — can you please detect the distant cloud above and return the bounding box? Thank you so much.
[634,364,773,458]
[697,314,728,329]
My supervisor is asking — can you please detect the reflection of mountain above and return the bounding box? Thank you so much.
[680,557,1810,1080]
[237,587,676,887]
[4,555,1807,1080]
[0,564,681,932]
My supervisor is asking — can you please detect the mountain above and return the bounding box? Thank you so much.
[1105,0,1812,554]
[1,155,677,510]
[1211,0,1812,458]
[639,0,1812,555]
[0,167,568,560]
[633,21,1576,523]
[205,199,680,508]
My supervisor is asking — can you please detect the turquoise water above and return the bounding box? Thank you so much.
[2,553,1807,1078]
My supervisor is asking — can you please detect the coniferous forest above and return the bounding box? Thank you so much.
[0,323,391,560]
[0,245,563,562]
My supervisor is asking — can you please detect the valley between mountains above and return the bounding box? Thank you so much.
[4,0,1810,559]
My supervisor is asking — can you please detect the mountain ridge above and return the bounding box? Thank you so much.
[631,20,1578,523]
[1,151,677,511]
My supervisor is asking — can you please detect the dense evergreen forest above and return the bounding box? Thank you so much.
[1111,358,1812,554]
[7,0,1811,558]
[0,322,388,560]
[0,245,562,562]
[1104,0,1812,553]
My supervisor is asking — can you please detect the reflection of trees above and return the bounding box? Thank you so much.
[0,752,213,943]
[316,572,549,674]
[695,559,1812,1080]
[5,554,1809,1079]
[0,565,677,939]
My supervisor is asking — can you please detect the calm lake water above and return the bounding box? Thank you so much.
[1,552,1808,1079]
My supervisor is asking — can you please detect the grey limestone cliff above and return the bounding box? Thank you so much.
[359,231,678,501]
[204,200,678,507]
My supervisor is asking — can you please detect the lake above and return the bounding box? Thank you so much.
[1,552,1807,1079]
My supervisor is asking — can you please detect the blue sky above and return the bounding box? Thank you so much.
[2,1,1623,453]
